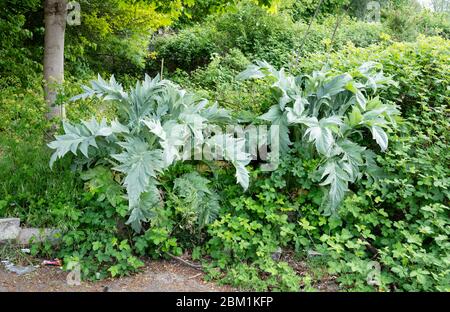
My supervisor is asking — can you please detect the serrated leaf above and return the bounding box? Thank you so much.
[301,117,342,157]
[259,106,292,153]
[48,118,126,168]
[112,137,165,208]
[173,172,220,229]
[126,181,162,233]
[319,160,351,215]
[370,126,388,152]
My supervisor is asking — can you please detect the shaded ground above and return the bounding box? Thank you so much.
[0,260,233,292]
[0,258,340,292]
[0,243,339,292]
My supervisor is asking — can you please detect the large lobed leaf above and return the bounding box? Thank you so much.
[48,118,128,168]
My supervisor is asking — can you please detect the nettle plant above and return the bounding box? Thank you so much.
[238,61,401,214]
[48,75,251,232]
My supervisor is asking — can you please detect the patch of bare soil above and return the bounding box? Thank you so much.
[281,250,340,292]
[0,248,339,292]
[0,260,234,292]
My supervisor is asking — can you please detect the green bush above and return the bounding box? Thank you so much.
[32,182,144,280]
[286,36,450,291]
[170,49,275,115]
[416,11,450,39]
[0,135,84,228]
[383,7,450,41]
[150,3,297,71]
[172,48,251,91]
[0,0,42,87]
[0,78,81,229]
[203,164,314,291]
[0,79,49,142]
[280,0,351,22]
[203,101,449,292]
[299,103,450,291]
[0,74,116,229]
[201,37,449,291]
[0,75,113,143]
[150,3,388,74]
[149,26,218,73]
[298,36,450,114]
[48,74,250,232]
[239,60,400,213]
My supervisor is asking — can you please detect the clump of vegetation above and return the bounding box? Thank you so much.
[1,0,449,292]
[48,74,250,232]
[149,3,389,73]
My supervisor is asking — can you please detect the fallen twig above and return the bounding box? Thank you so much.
[167,253,203,271]
[188,273,202,279]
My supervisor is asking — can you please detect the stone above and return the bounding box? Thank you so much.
[271,247,282,261]
[0,218,20,241]
[16,228,61,245]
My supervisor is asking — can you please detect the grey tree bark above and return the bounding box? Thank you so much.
[44,0,67,119]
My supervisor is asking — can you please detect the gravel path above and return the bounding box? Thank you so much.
[0,260,233,292]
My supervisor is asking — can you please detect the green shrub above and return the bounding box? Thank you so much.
[0,136,84,228]
[150,3,388,74]
[170,49,275,115]
[326,17,387,49]
[280,0,351,22]
[30,164,186,280]
[199,146,334,291]
[298,103,450,291]
[0,74,119,228]
[416,11,450,39]
[0,78,84,229]
[149,25,218,73]
[239,60,400,214]
[172,48,251,91]
[32,184,144,280]
[383,7,450,41]
[201,37,449,292]
[48,74,251,232]
[298,36,450,115]
[0,0,42,87]
[206,100,449,292]
[286,36,450,291]
[0,75,115,143]
[204,167,306,291]
[150,3,297,71]
[0,79,49,142]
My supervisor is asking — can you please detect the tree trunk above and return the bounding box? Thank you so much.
[44,0,67,119]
